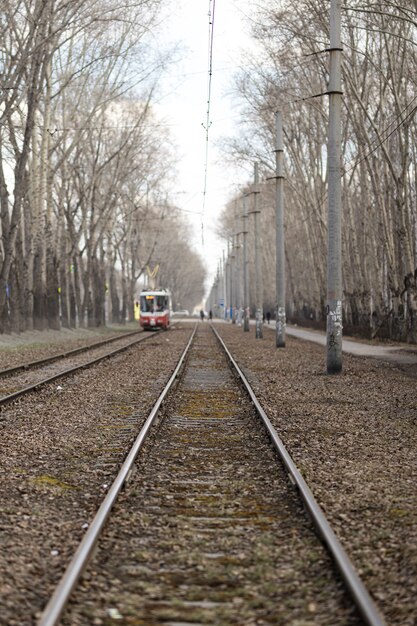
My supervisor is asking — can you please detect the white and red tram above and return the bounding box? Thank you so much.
[139,288,172,330]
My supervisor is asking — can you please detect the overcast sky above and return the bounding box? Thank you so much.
[155,0,254,295]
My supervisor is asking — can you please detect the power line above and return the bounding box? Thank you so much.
[344,99,417,174]
[303,99,417,220]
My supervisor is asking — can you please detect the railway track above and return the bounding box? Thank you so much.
[0,329,142,378]
[38,323,385,626]
[0,328,163,408]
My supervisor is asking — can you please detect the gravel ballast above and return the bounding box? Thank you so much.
[0,321,415,625]
[0,324,140,370]
[215,322,417,626]
[0,326,193,626]
[59,325,364,626]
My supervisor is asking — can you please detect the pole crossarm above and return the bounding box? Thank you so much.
[295,90,342,102]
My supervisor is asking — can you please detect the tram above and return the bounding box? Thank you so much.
[139,288,172,330]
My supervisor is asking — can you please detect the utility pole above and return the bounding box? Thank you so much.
[326,0,343,374]
[213,265,218,318]
[231,235,236,323]
[223,250,227,319]
[216,259,220,317]
[275,111,286,347]
[227,238,233,321]
[235,202,242,326]
[225,245,230,320]
[253,162,263,338]
[242,194,250,332]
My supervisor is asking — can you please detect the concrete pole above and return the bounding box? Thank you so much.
[326,0,343,374]
[253,162,263,338]
[218,263,221,318]
[217,262,221,318]
[223,250,227,319]
[242,194,250,331]
[235,205,242,326]
[227,239,233,321]
[225,246,230,320]
[231,235,236,323]
[275,111,286,347]
[213,268,218,318]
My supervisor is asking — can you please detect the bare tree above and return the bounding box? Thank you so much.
[0,0,193,333]
[221,0,417,341]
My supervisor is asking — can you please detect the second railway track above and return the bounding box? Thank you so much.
[39,323,385,626]
[0,328,164,408]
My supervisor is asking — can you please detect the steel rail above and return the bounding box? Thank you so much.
[37,324,197,626]
[211,324,386,626]
[0,329,142,378]
[0,330,166,410]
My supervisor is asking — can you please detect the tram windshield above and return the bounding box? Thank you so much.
[140,294,169,313]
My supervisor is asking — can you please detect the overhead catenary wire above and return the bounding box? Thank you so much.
[269,91,417,233]
[303,99,417,221]
[343,101,417,174]
[301,98,417,219]
[284,52,417,179]
[201,0,216,247]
